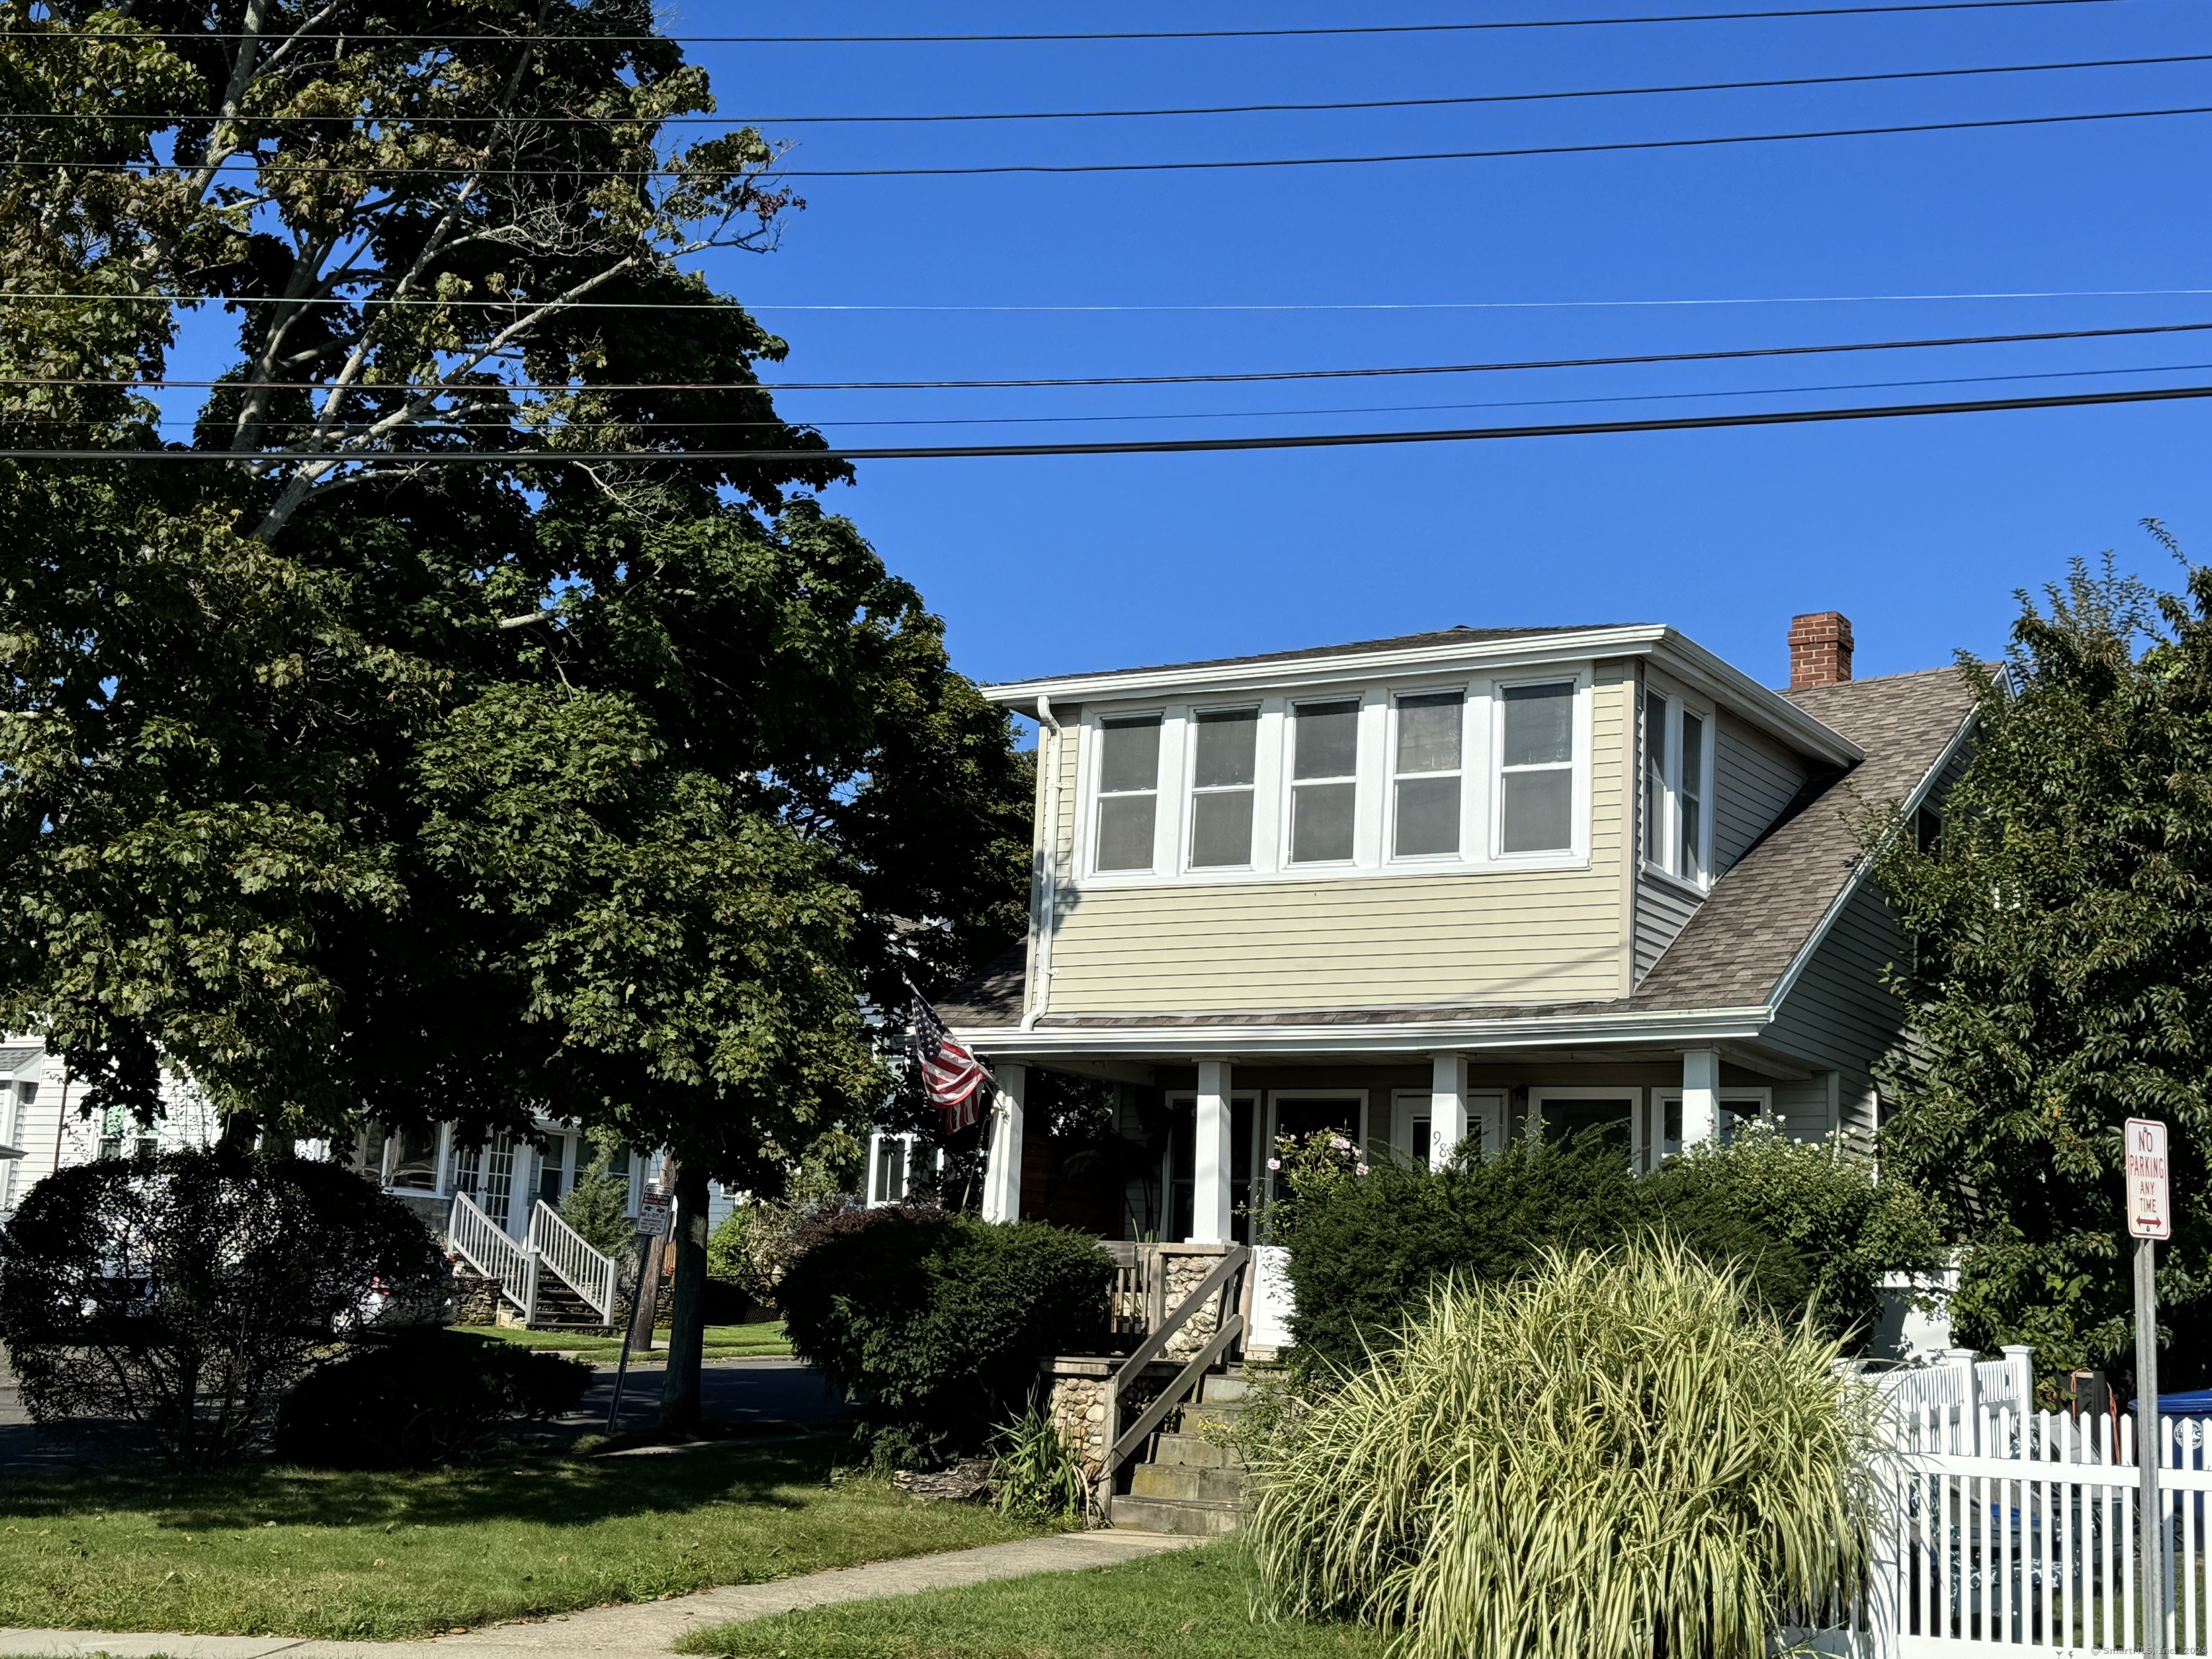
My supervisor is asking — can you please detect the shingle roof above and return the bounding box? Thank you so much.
[1630,665,1976,1012]
[984,624,1626,692]
[940,665,1977,1033]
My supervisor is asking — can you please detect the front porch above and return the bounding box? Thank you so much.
[968,1043,1852,1244]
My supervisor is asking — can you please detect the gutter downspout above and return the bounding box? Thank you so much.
[1022,695,1062,1030]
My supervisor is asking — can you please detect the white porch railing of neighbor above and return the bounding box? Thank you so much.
[529,1199,617,1323]
[448,1190,536,1324]
[1835,1403,2212,1659]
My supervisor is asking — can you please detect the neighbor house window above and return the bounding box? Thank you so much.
[1644,690,1670,869]
[1677,711,1706,882]
[1189,707,1259,868]
[1393,691,1463,858]
[1094,714,1162,872]
[1290,698,1360,863]
[1498,682,1574,853]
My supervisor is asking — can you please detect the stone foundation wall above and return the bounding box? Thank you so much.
[1044,1363,1112,1485]
[1160,1247,1228,1359]
[452,1262,499,1325]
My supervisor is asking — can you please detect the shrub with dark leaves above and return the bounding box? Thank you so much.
[0,1146,447,1465]
[776,1205,1115,1469]
[274,1329,592,1467]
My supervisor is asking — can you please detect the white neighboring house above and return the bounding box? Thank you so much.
[0,1038,222,1223]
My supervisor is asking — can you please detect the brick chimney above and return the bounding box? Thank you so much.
[1787,611,1854,690]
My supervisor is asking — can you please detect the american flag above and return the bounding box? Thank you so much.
[909,984,989,1133]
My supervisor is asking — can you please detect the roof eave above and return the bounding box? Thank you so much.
[956,1002,1776,1058]
[984,624,1861,768]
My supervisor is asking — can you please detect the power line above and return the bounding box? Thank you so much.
[17,50,2211,125]
[17,319,2212,395]
[33,102,2212,179]
[14,285,2212,315]
[6,380,2211,462]
[43,356,2212,430]
[0,0,2147,45]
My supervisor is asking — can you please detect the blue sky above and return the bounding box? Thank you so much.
[168,0,2212,694]
[652,0,2212,694]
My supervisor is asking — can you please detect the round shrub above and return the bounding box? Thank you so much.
[0,1146,448,1466]
[775,1205,1115,1468]
[273,1330,593,1467]
[1248,1242,1878,1659]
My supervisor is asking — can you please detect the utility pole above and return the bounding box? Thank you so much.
[2128,1116,2171,1659]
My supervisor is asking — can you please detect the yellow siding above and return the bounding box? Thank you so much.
[1044,678,1629,1013]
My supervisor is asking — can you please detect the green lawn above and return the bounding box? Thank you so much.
[458,1321,793,1360]
[0,1441,1046,1640]
[678,1539,1393,1659]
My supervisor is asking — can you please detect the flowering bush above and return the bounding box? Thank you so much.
[1251,1129,1374,1246]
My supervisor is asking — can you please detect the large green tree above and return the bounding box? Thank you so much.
[1871,540,2212,1391]
[0,3,1033,1424]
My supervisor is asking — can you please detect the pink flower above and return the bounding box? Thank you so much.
[1355,1163,1370,1177]
[1329,1135,1351,1151]
[1266,1158,1282,1171]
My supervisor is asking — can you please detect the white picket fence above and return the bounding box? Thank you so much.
[446,1192,620,1326]
[1838,1401,2212,1659]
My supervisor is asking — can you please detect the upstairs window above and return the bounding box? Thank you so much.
[1643,686,1713,886]
[1095,714,1161,871]
[1290,698,1360,863]
[1190,707,1259,868]
[1499,682,1574,853]
[1677,711,1706,882]
[1393,691,1463,858]
[1644,691,1670,868]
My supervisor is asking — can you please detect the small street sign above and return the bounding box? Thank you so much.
[2127,1117,2171,1241]
[636,1190,672,1238]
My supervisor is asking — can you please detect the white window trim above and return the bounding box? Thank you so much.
[1383,686,1471,865]
[1647,1087,1774,1172]
[1641,675,1717,893]
[1078,705,1172,883]
[866,1129,933,1208]
[1488,669,1594,866]
[1069,666,1596,891]
[1527,1086,1645,1165]
[1281,693,1369,871]
[1181,701,1266,874]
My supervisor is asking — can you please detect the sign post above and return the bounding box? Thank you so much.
[605,1188,673,1434]
[2128,1116,2171,1659]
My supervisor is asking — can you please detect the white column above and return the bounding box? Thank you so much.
[981,1063,1027,1224]
[1190,1060,1233,1244]
[1680,1048,1720,1148]
[1429,1053,1469,1172]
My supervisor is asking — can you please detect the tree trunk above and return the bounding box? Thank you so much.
[658,1162,712,1431]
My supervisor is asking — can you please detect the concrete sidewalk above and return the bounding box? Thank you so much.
[0,1530,1199,1659]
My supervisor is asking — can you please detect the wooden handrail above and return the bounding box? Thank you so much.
[1094,1244,1250,1501]
[1109,1245,1250,1394]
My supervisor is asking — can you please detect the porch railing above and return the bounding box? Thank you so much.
[448,1190,536,1324]
[529,1199,618,1324]
[1104,1241,1167,1338]
[1094,1244,1251,1504]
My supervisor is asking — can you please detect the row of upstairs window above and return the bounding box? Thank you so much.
[1082,675,1586,881]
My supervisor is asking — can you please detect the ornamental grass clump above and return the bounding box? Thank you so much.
[1246,1241,1879,1659]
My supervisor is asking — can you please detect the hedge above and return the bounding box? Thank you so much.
[775,1206,1115,1468]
